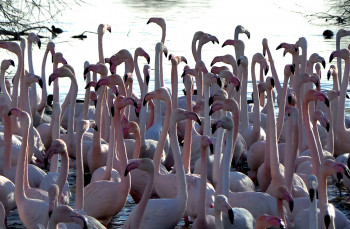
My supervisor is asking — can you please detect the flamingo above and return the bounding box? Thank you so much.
[39,139,71,205]
[9,108,49,228]
[329,49,350,155]
[123,108,189,228]
[83,96,134,225]
[335,29,350,83]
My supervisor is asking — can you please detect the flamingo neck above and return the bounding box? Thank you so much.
[169,119,187,202]
[11,52,21,108]
[132,130,141,159]
[154,47,161,122]
[197,145,208,221]
[312,120,323,161]
[15,120,30,202]
[309,188,318,229]
[182,85,193,174]
[337,58,349,132]
[240,64,249,130]
[98,33,105,64]
[250,61,261,143]
[153,98,172,172]
[114,108,129,177]
[2,114,12,175]
[171,63,178,110]
[74,130,85,210]
[302,100,321,175]
[325,107,334,155]
[336,36,342,82]
[104,116,115,181]
[266,46,282,94]
[53,62,59,103]
[134,169,154,229]
[267,89,284,186]
[38,48,50,113]
[28,41,38,117]
[214,209,224,229]
[134,56,144,98]
[50,103,61,172]
[90,87,103,173]
[221,128,234,197]
[318,171,328,228]
[56,150,69,200]
[276,76,289,140]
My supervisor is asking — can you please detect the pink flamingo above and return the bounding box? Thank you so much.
[9,108,49,228]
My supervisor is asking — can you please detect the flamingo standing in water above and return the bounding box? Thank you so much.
[9,108,49,228]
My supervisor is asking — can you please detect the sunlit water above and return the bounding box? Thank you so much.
[2,0,350,228]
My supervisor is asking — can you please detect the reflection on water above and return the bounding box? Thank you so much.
[2,0,350,227]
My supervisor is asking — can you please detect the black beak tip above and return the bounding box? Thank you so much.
[94,125,98,132]
[289,200,294,212]
[324,215,331,229]
[182,89,187,96]
[196,119,202,126]
[290,65,295,74]
[95,84,100,91]
[143,99,147,106]
[237,59,241,66]
[209,108,214,116]
[135,110,139,118]
[168,54,172,61]
[48,79,52,86]
[329,54,334,63]
[38,79,43,89]
[325,98,330,107]
[124,169,129,177]
[264,67,269,76]
[44,158,49,170]
[322,60,326,69]
[276,44,282,50]
[271,78,275,88]
[217,78,222,88]
[124,74,128,83]
[211,124,217,134]
[111,107,115,117]
[326,123,330,132]
[208,96,214,106]
[83,67,89,76]
[209,144,213,154]
[228,209,234,224]
[346,94,350,99]
[38,41,41,49]
[147,57,150,64]
[309,189,315,202]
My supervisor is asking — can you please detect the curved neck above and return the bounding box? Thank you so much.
[134,56,144,98]
[67,76,78,142]
[90,87,103,172]
[38,48,50,113]
[11,52,21,108]
[266,46,282,95]
[251,61,261,142]
[153,98,172,172]
[98,33,105,64]
[114,108,129,175]
[74,130,85,210]
[284,114,298,193]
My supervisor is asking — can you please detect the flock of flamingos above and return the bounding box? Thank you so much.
[0,17,350,229]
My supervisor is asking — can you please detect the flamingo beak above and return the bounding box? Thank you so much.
[228,209,234,224]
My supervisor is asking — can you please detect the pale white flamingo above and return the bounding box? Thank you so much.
[123,158,154,229]
[83,96,133,225]
[147,17,166,87]
[127,108,189,228]
[211,116,256,228]
[191,135,215,229]
[39,139,71,205]
[329,49,350,155]
[9,108,49,228]
[335,29,350,83]
[213,195,234,229]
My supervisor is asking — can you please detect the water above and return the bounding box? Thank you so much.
[2,0,350,227]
